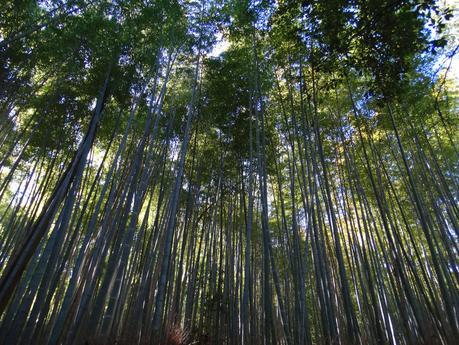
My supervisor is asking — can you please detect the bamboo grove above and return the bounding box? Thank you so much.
[0,1,458,344]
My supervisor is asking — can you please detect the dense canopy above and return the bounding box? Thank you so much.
[0,1,458,345]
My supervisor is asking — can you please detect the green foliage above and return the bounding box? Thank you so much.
[0,1,457,345]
